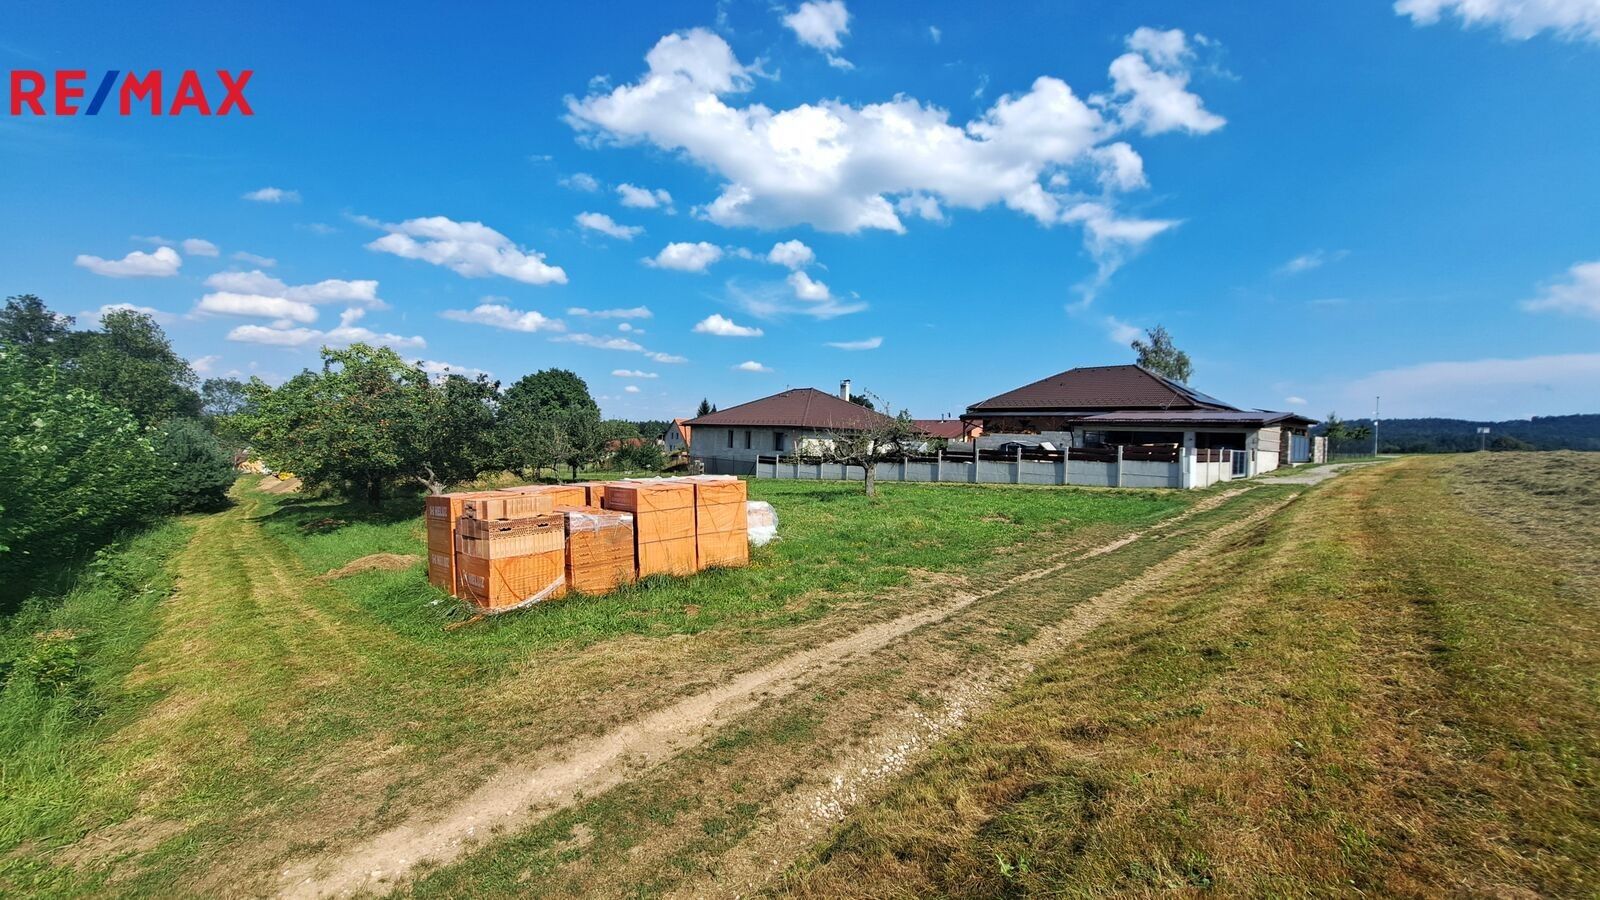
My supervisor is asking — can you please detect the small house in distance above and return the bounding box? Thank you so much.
[664,418,693,454]
[685,385,896,475]
[963,364,1318,476]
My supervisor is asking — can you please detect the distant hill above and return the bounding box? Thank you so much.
[1316,414,1600,453]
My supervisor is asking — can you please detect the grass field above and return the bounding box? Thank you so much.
[4,455,1594,897]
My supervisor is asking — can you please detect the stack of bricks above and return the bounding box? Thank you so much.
[447,491,567,611]
[557,506,637,594]
[601,480,697,577]
[424,490,504,595]
[683,475,749,569]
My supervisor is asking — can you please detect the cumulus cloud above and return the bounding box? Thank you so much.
[624,385,642,393]
[227,308,425,350]
[1395,0,1600,43]
[734,360,772,372]
[1063,203,1180,305]
[577,211,644,240]
[180,237,219,257]
[198,292,318,323]
[570,306,653,318]
[730,278,867,320]
[766,239,816,269]
[826,336,882,350]
[647,241,723,271]
[417,359,493,380]
[613,369,658,378]
[243,186,300,203]
[783,0,854,68]
[565,25,1216,292]
[203,270,387,308]
[75,246,181,278]
[1285,395,1308,406]
[192,354,221,375]
[1103,315,1144,345]
[80,302,174,325]
[555,333,646,351]
[1096,28,1226,136]
[367,216,568,285]
[1521,260,1600,319]
[561,172,601,191]
[788,270,832,301]
[441,300,566,333]
[693,313,764,336]
[647,350,687,363]
[617,183,674,209]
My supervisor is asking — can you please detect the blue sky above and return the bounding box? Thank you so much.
[4,0,1598,421]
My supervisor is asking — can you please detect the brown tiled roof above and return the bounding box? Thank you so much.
[913,418,967,439]
[965,365,1237,414]
[686,388,895,431]
[1076,410,1318,427]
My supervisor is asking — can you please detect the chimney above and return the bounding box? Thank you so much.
[839,379,851,402]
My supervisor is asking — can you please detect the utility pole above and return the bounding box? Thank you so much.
[1373,396,1380,458]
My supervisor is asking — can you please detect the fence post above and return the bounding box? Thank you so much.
[1179,446,1192,490]
[1014,446,1023,484]
[971,446,980,484]
[1065,448,1073,485]
[1115,444,1124,488]
[936,448,943,482]
[1057,452,1067,485]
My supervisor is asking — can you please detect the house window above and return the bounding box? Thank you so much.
[743,430,752,449]
[774,431,787,452]
[727,429,734,448]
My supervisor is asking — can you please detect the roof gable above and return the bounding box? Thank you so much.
[965,365,1238,414]
[686,387,896,431]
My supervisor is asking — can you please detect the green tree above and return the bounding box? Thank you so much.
[1131,325,1193,384]
[413,373,500,493]
[154,418,237,512]
[696,398,715,417]
[823,396,919,498]
[615,440,665,471]
[63,309,201,425]
[498,369,602,479]
[239,344,432,506]
[0,294,74,362]
[848,393,876,411]
[0,350,168,571]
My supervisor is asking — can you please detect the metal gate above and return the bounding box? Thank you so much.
[1231,449,1248,477]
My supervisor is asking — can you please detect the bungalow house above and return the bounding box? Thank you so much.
[963,364,1318,476]
[664,418,692,454]
[913,418,979,443]
[684,385,896,475]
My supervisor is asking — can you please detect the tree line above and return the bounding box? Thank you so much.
[1,295,236,580]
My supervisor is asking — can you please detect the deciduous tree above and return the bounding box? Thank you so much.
[1131,325,1193,384]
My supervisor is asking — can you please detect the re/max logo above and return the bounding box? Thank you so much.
[8,70,253,116]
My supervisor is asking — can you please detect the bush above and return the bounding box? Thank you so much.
[155,418,236,512]
[615,441,665,471]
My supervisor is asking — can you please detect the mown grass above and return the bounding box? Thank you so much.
[0,522,192,889]
[2,475,1190,894]
[786,453,1600,896]
[256,478,1186,661]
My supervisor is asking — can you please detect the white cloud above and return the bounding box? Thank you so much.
[1277,249,1347,276]
[564,23,1218,307]
[693,313,764,337]
[1285,395,1308,406]
[74,246,181,278]
[929,25,942,43]
[624,385,642,393]
[181,237,219,257]
[1096,28,1225,136]
[784,0,853,67]
[1338,352,1600,419]
[617,183,674,209]
[1062,203,1180,305]
[613,369,659,378]
[730,279,867,320]
[1521,260,1600,319]
[1395,0,1600,43]
[647,241,723,272]
[555,332,646,351]
[576,211,644,240]
[441,300,566,333]
[192,354,221,375]
[766,239,815,269]
[227,308,424,351]
[569,306,653,319]
[417,359,492,380]
[197,292,319,323]
[826,336,882,350]
[233,251,277,267]
[617,322,642,333]
[203,270,387,308]
[1104,315,1143,345]
[734,360,772,372]
[367,216,568,285]
[647,350,688,363]
[561,172,601,191]
[243,186,300,203]
[788,270,831,301]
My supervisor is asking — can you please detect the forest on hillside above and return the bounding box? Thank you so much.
[1318,414,1600,453]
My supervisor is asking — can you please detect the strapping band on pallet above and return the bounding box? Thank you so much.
[480,574,567,615]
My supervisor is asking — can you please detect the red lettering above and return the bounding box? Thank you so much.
[217,69,252,115]
[120,70,162,115]
[169,70,210,115]
[10,70,45,115]
[54,69,86,115]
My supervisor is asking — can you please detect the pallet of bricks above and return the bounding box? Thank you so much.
[425,489,566,612]
[681,475,749,569]
[511,483,638,595]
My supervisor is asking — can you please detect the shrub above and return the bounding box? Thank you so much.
[154,418,236,512]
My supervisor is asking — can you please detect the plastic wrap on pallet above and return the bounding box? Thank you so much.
[746,500,778,546]
[480,573,566,615]
[560,508,634,532]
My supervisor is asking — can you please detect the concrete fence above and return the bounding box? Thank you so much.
[698,447,1245,490]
